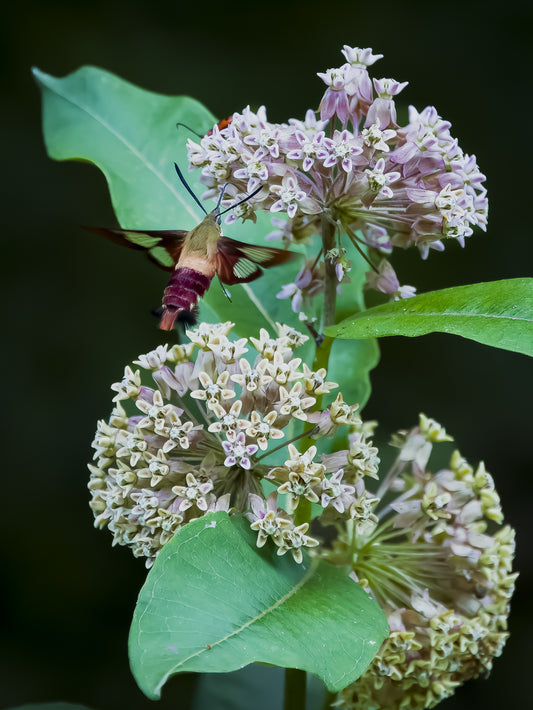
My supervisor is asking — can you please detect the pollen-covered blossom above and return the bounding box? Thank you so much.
[247,492,319,564]
[321,415,516,710]
[187,44,488,316]
[88,322,375,566]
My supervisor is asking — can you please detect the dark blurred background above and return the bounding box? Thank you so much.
[1,1,531,708]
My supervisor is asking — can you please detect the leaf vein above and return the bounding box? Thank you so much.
[361,311,531,322]
[163,562,317,672]
[44,77,199,221]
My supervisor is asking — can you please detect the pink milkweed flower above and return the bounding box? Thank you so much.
[186,43,488,312]
[342,46,383,124]
[276,261,325,313]
[365,77,409,129]
[365,259,416,300]
[270,171,321,219]
[317,66,352,124]
[221,431,259,470]
[321,129,366,173]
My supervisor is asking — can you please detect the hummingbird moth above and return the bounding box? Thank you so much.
[86,164,297,330]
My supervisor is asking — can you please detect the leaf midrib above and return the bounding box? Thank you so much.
[37,69,200,222]
[160,563,315,679]
[350,309,532,323]
[135,521,317,691]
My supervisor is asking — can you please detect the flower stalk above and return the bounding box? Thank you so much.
[284,667,307,710]
[321,213,338,331]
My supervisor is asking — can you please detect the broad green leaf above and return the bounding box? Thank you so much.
[326,278,533,357]
[129,512,388,700]
[33,66,213,228]
[32,66,298,332]
[328,335,379,410]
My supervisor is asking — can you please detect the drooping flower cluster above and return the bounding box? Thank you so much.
[88,322,378,566]
[324,415,517,710]
[187,45,487,314]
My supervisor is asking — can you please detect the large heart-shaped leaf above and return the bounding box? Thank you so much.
[129,512,388,700]
[326,278,533,356]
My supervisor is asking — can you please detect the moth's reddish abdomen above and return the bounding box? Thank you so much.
[160,267,212,330]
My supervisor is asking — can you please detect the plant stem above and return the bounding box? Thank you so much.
[284,667,307,710]
[321,214,337,331]
[296,214,338,509]
[285,215,340,710]
[294,497,312,527]
[322,689,336,709]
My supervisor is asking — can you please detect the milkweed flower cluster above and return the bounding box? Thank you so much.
[88,325,515,705]
[88,322,377,566]
[187,45,487,314]
[326,415,517,710]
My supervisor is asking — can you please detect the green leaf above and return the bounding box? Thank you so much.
[327,336,379,414]
[7,705,95,710]
[326,278,533,356]
[33,65,299,333]
[129,512,388,700]
[33,65,213,229]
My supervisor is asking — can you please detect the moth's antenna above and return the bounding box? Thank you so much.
[174,163,208,215]
[175,122,203,139]
[216,184,229,210]
[218,185,264,217]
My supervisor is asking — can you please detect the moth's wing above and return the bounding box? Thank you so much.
[84,226,188,272]
[216,236,298,285]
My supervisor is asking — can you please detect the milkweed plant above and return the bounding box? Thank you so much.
[34,43,532,710]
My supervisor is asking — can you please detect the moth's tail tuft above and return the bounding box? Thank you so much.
[177,307,198,328]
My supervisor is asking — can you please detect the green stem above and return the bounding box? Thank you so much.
[288,217,339,710]
[314,335,334,373]
[298,212,337,434]
[284,667,307,710]
[294,497,311,527]
[284,215,343,709]
[321,214,337,331]
[296,214,338,511]
[322,689,336,709]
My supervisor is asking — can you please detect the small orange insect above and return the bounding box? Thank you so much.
[206,115,234,136]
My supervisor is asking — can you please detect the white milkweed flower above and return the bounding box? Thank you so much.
[88,322,373,566]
